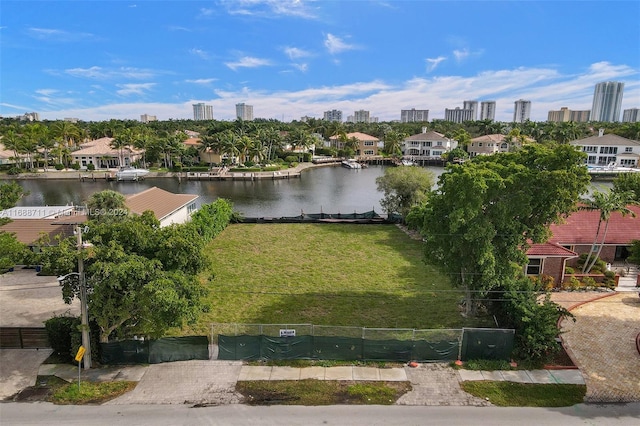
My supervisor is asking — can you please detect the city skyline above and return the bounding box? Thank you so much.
[1,1,638,123]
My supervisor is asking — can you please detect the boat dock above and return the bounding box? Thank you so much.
[186,168,300,181]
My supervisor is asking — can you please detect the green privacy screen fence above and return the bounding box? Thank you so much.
[214,325,514,362]
[101,336,209,365]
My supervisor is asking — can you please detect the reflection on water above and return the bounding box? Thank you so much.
[14,164,609,217]
[16,166,445,218]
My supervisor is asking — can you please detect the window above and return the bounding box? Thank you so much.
[364,141,374,146]
[583,146,597,153]
[587,156,597,164]
[364,150,374,155]
[436,141,442,146]
[411,141,420,147]
[625,147,633,153]
[478,143,483,147]
[599,146,618,154]
[425,141,432,147]
[526,258,542,275]
[187,202,197,213]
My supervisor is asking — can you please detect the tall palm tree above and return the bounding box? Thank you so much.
[383,129,406,157]
[111,128,136,167]
[52,121,80,148]
[37,126,55,171]
[580,190,638,273]
[1,129,23,168]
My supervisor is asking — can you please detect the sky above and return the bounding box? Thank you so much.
[1,0,639,123]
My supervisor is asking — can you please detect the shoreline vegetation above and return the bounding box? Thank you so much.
[0,162,339,181]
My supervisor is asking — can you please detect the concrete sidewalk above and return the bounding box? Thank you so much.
[458,368,585,385]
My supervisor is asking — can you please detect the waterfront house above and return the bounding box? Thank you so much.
[72,137,143,169]
[526,205,640,283]
[125,187,198,227]
[401,129,457,161]
[466,134,528,158]
[329,132,380,158]
[569,130,640,167]
[184,137,224,165]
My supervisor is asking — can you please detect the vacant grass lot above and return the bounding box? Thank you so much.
[183,223,489,335]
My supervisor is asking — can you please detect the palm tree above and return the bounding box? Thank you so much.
[52,121,80,148]
[111,128,136,167]
[1,129,23,168]
[580,190,638,273]
[37,127,55,171]
[383,129,406,157]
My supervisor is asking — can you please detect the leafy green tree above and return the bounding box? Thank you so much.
[443,147,469,163]
[0,182,28,210]
[0,231,27,271]
[408,144,590,315]
[86,243,205,342]
[613,173,640,202]
[376,166,434,218]
[190,199,235,241]
[491,278,573,362]
[579,190,638,273]
[85,190,129,223]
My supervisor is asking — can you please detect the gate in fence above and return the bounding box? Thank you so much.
[212,324,514,362]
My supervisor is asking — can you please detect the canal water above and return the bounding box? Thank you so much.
[15,165,446,218]
[13,164,610,218]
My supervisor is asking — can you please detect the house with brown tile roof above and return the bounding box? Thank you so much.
[72,137,143,169]
[0,219,76,246]
[329,132,380,158]
[125,187,198,227]
[401,130,457,160]
[525,205,640,284]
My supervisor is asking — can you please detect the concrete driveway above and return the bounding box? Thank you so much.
[0,268,79,326]
[560,293,640,402]
[0,348,53,399]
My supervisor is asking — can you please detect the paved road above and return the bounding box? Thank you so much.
[1,402,639,425]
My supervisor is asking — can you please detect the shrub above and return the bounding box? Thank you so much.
[284,155,298,163]
[86,163,95,171]
[581,276,597,288]
[54,163,65,171]
[70,162,81,170]
[44,315,80,362]
[7,167,20,175]
[565,266,574,274]
[172,163,183,172]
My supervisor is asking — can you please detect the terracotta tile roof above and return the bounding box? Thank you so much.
[527,242,577,257]
[184,137,202,146]
[73,137,142,156]
[125,187,198,221]
[330,132,379,141]
[0,219,75,245]
[570,134,640,146]
[548,205,640,245]
[471,134,506,143]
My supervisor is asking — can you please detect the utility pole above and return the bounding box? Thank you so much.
[76,225,92,369]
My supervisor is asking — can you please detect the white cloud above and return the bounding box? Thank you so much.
[63,66,157,80]
[30,62,639,123]
[186,78,217,85]
[453,49,469,62]
[324,34,356,55]
[116,83,156,96]
[35,89,58,96]
[225,56,273,71]
[283,47,312,60]
[27,27,94,42]
[220,0,318,19]
[189,48,209,60]
[426,56,447,72]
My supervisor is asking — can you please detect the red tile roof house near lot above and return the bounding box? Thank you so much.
[125,187,198,228]
[526,205,640,286]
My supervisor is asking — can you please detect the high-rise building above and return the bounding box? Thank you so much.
[590,81,624,122]
[236,103,254,121]
[140,114,157,123]
[444,107,473,123]
[192,103,213,121]
[480,101,496,121]
[354,110,370,123]
[463,101,478,121]
[323,109,343,122]
[622,108,640,123]
[570,110,591,122]
[548,107,571,122]
[401,108,429,123]
[513,99,531,123]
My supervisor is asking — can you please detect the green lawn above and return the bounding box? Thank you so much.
[183,223,489,335]
[461,381,586,407]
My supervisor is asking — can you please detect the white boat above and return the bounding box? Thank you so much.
[341,159,362,169]
[401,159,416,166]
[116,167,150,181]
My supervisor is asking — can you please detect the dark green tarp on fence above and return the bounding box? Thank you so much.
[460,328,514,361]
[101,336,209,364]
[149,336,209,364]
[217,335,471,362]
